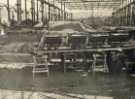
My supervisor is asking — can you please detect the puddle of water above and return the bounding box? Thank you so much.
[0,69,134,99]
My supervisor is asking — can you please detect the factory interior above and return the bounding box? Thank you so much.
[0,0,135,99]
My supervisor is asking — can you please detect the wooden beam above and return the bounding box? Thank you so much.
[37,46,135,54]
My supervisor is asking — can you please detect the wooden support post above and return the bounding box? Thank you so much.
[32,55,36,80]
[92,54,96,75]
[103,53,108,73]
[61,53,66,73]
[45,55,49,76]
[86,36,89,46]
[104,38,110,47]
[64,54,66,73]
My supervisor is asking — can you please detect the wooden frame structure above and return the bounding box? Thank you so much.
[33,29,135,75]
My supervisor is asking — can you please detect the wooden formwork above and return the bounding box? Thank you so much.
[32,30,135,75]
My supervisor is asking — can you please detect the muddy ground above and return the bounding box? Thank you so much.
[0,69,134,99]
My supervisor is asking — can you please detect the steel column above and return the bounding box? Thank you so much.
[25,0,28,24]
[7,0,11,24]
[17,0,22,25]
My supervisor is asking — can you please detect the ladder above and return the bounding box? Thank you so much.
[32,55,49,77]
[91,53,108,74]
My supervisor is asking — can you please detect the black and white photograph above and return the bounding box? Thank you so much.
[0,0,135,99]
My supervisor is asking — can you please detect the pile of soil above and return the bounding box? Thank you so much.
[0,28,43,63]
[50,22,89,32]
[0,29,43,53]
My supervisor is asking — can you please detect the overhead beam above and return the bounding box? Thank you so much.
[63,0,120,9]
[66,4,120,8]
[58,1,120,3]
[39,0,61,10]
[64,1,120,9]
[65,3,120,6]
[56,0,120,10]
[65,2,120,4]
[67,6,118,9]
